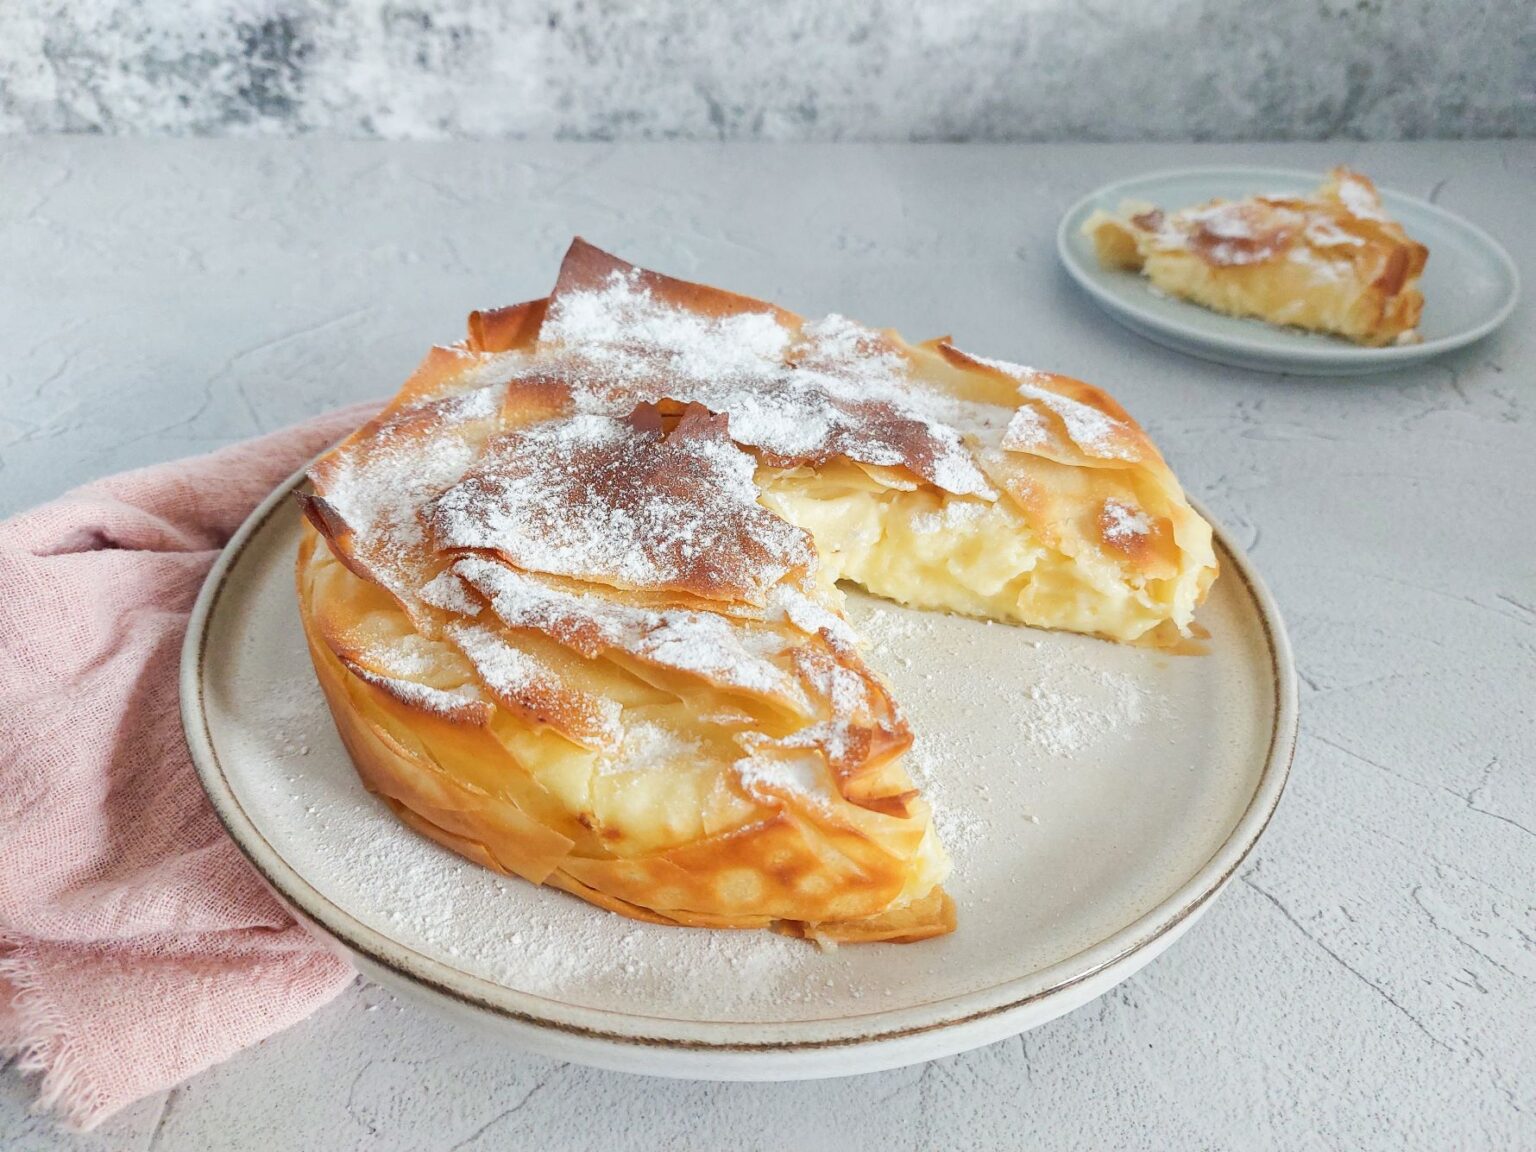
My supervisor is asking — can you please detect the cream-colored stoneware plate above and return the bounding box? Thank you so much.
[1057,167,1519,375]
[182,465,1295,1080]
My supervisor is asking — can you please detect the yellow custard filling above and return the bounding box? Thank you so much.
[758,461,1190,645]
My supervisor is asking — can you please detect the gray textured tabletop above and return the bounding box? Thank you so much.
[1,139,1532,1151]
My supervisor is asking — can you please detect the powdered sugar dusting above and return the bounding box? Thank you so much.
[768,585,860,649]
[446,620,623,745]
[1183,203,1259,240]
[1305,218,1367,248]
[445,622,544,696]
[323,384,505,546]
[1011,668,1165,757]
[419,569,482,615]
[449,555,621,652]
[1287,246,1351,284]
[969,352,1136,460]
[347,664,488,719]
[1165,202,1302,267]
[797,648,871,716]
[451,554,805,705]
[601,722,705,775]
[1101,498,1152,543]
[1000,402,1051,452]
[354,631,443,680]
[534,269,997,498]
[428,409,812,601]
[638,612,800,701]
[1142,178,1388,276]
[545,275,793,385]
[321,430,471,553]
[1336,172,1386,221]
[733,749,835,809]
[854,599,1174,867]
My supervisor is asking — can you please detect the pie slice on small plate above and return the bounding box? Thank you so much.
[1058,166,1518,375]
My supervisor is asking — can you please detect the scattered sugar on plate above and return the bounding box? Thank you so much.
[841,599,1173,875]
[243,562,1178,1021]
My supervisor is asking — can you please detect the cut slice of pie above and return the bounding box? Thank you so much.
[1082,167,1428,346]
[296,239,1218,944]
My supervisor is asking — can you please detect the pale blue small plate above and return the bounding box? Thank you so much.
[1057,167,1520,376]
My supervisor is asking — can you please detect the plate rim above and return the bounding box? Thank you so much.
[1055,164,1521,371]
[181,460,1298,1057]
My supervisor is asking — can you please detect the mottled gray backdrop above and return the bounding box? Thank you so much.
[1,0,1532,140]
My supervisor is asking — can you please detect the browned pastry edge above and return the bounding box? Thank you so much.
[298,526,955,944]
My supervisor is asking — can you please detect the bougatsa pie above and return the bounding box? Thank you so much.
[1082,167,1428,346]
[296,239,1218,944]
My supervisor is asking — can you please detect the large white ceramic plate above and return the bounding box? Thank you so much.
[182,467,1295,1080]
[1057,167,1519,375]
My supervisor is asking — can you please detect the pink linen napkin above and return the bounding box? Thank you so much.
[0,406,379,1129]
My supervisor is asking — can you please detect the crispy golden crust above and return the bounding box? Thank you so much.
[555,237,803,329]
[1083,167,1428,346]
[467,297,548,354]
[296,238,1219,944]
[299,526,949,941]
[428,403,817,604]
